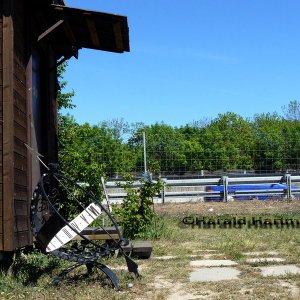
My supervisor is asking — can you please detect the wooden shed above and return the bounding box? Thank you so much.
[0,0,129,254]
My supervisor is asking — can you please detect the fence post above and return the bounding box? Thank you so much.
[161,178,167,204]
[143,132,147,174]
[285,173,292,199]
[222,176,229,202]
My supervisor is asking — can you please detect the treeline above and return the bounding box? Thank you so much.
[58,101,300,188]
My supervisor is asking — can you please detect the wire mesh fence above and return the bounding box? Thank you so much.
[75,132,300,179]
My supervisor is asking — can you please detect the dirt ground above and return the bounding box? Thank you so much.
[154,199,300,216]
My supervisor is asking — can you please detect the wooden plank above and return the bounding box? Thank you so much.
[13,77,26,100]
[0,185,2,202]
[38,19,64,42]
[13,89,26,114]
[14,137,27,157]
[14,231,30,248]
[0,234,3,251]
[86,18,100,48]
[2,4,15,251]
[13,58,26,84]
[14,200,28,217]
[47,52,58,163]
[14,216,28,232]
[14,152,27,172]
[11,0,30,249]
[73,226,121,241]
[14,121,27,142]
[0,10,3,252]
[72,233,120,241]
[0,87,2,112]
[14,105,26,130]
[113,22,124,53]
[14,185,28,202]
[13,2,26,71]
[26,52,33,248]
[0,155,2,183]
[14,169,27,187]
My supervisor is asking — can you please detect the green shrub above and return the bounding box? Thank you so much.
[113,175,165,240]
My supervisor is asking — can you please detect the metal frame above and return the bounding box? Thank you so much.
[31,164,139,289]
[106,174,300,203]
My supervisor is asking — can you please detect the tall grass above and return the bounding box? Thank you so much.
[1,211,300,299]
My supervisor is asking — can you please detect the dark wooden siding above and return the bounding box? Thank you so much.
[0,0,61,251]
[0,0,31,251]
[0,3,3,250]
[13,0,30,248]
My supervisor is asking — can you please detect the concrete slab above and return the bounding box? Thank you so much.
[246,257,286,263]
[256,265,300,277]
[152,255,177,260]
[190,259,238,267]
[111,265,146,271]
[202,254,215,259]
[242,251,279,256]
[192,249,218,253]
[189,267,241,282]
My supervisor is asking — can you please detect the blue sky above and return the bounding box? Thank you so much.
[63,0,300,127]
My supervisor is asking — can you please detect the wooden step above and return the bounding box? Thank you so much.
[122,240,153,259]
[72,227,153,259]
[72,226,121,241]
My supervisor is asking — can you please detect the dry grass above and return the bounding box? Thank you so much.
[154,198,300,216]
[2,199,300,299]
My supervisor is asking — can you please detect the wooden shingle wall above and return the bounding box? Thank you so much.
[2,0,14,251]
[0,3,3,250]
[13,0,30,248]
[0,0,32,251]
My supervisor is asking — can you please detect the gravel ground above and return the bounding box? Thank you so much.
[154,199,300,216]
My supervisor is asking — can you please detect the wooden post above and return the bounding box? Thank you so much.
[2,1,15,251]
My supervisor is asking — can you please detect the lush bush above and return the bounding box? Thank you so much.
[113,175,165,240]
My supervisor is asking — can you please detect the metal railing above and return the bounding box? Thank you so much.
[105,174,300,203]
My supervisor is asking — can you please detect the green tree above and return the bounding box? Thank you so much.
[253,112,286,172]
[58,115,137,197]
[57,62,75,110]
[200,112,255,171]
[282,100,300,122]
[128,123,193,175]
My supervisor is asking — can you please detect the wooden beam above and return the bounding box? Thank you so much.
[86,18,100,48]
[72,233,120,241]
[26,54,33,247]
[2,8,15,251]
[38,20,64,42]
[72,226,120,241]
[113,22,124,52]
[63,20,77,44]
